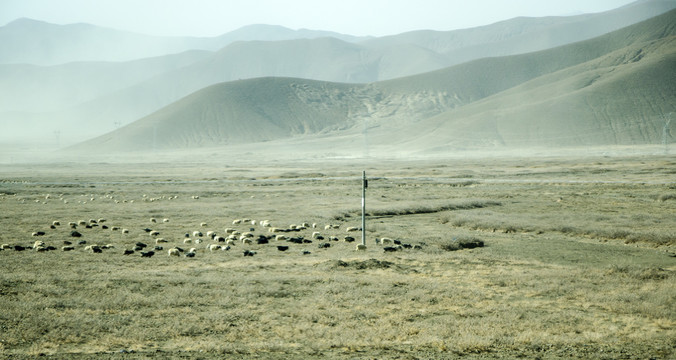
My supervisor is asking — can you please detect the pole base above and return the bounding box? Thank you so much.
[356,244,367,251]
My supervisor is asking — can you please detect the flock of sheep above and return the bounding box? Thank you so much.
[1,216,423,258]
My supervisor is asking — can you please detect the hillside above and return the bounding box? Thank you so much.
[0,20,367,66]
[3,0,675,147]
[67,9,676,156]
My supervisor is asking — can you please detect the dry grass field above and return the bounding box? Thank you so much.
[0,154,674,359]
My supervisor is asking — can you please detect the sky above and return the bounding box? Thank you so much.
[1,0,638,37]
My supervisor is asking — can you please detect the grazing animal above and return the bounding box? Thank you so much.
[318,243,331,249]
[185,252,195,258]
[346,227,359,232]
[123,249,134,255]
[141,251,155,258]
[70,231,82,237]
[62,246,75,251]
[168,248,180,257]
[243,250,256,256]
[277,246,289,251]
[344,236,355,243]
[383,246,400,252]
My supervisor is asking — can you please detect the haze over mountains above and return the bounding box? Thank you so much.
[1,0,675,159]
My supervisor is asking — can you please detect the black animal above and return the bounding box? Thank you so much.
[277,246,289,251]
[143,228,152,233]
[123,249,134,255]
[383,246,399,252]
[92,247,103,253]
[70,231,82,237]
[14,245,25,251]
[135,242,147,248]
[140,251,155,258]
[318,243,331,249]
[288,237,304,244]
[243,250,256,257]
[256,236,269,245]
[344,236,355,242]
[63,241,72,245]
[185,252,195,258]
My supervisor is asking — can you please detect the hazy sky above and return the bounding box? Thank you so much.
[1,0,638,37]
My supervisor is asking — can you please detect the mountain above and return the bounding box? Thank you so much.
[67,9,676,155]
[0,50,211,112]
[3,0,675,148]
[360,0,676,66]
[0,19,369,66]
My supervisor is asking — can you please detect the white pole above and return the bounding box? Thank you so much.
[361,171,366,246]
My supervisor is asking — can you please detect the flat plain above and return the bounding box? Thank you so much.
[0,154,674,359]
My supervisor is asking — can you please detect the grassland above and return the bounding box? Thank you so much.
[0,155,674,359]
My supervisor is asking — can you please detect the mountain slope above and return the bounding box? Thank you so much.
[0,20,368,66]
[67,9,676,155]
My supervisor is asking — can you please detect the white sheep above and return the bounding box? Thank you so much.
[312,232,321,239]
[194,238,203,244]
[206,231,216,239]
[155,238,168,244]
[200,222,208,227]
[168,248,180,256]
[381,237,393,245]
[33,240,45,249]
[183,239,193,244]
[346,227,359,232]
[1,244,10,250]
[241,238,252,244]
[163,218,169,223]
[111,226,120,231]
[224,228,236,234]
[275,235,288,241]
[232,219,242,225]
[260,220,271,227]
[209,244,221,251]
[150,231,160,237]
[52,221,61,226]
[189,248,197,253]
[192,231,203,237]
[225,239,235,246]
[78,220,87,226]
[122,229,129,234]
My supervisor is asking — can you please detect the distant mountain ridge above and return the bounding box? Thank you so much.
[1,0,675,149]
[0,19,370,66]
[67,8,676,155]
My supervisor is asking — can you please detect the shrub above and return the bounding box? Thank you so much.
[440,237,484,251]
